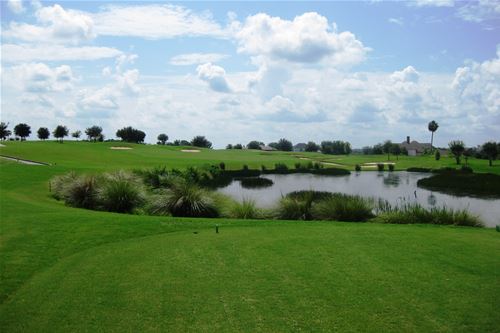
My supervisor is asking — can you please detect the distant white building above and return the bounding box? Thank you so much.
[399,136,432,156]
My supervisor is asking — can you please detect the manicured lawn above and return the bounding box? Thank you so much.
[1,141,499,332]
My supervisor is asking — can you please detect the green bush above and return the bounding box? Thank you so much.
[276,192,315,220]
[388,164,395,172]
[435,150,441,160]
[355,164,361,171]
[312,194,374,222]
[64,175,100,209]
[287,190,334,202]
[377,163,385,171]
[228,199,261,219]
[135,165,168,188]
[153,179,219,218]
[99,172,144,213]
[377,203,483,227]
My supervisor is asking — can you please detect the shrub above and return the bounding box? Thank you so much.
[355,164,361,171]
[228,199,261,219]
[135,166,168,188]
[64,175,100,209]
[276,195,314,220]
[50,171,79,200]
[313,162,322,170]
[377,163,385,171]
[242,164,249,171]
[152,179,219,217]
[435,150,441,161]
[274,163,288,172]
[312,194,374,222]
[295,162,302,170]
[388,164,395,171]
[99,172,144,213]
[377,203,483,227]
[219,162,225,170]
[261,165,267,171]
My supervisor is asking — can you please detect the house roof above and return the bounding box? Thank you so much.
[399,140,432,151]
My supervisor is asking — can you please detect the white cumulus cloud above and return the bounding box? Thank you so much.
[197,63,231,92]
[234,12,369,66]
[4,4,95,44]
[91,4,226,39]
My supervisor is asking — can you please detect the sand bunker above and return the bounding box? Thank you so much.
[181,149,201,153]
[363,162,396,166]
[0,144,5,147]
[110,147,132,150]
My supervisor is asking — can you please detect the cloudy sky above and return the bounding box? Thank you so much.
[1,0,499,147]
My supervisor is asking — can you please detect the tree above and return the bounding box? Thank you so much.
[234,143,243,149]
[247,141,264,150]
[428,120,439,149]
[305,141,319,152]
[53,125,69,143]
[373,143,384,155]
[0,122,11,140]
[268,142,279,150]
[383,140,393,160]
[191,136,212,148]
[85,125,103,142]
[277,138,293,151]
[37,127,50,140]
[116,126,146,143]
[448,140,465,165]
[481,141,498,167]
[72,130,81,140]
[435,150,441,161]
[390,143,401,160]
[226,144,233,149]
[14,123,31,140]
[321,140,351,155]
[157,133,168,145]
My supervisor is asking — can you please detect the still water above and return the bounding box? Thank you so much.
[218,172,500,228]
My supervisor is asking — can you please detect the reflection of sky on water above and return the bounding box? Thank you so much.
[218,172,500,228]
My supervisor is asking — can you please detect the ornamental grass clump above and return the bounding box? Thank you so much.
[276,191,315,220]
[151,178,219,218]
[99,171,144,213]
[50,171,79,200]
[311,194,374,222]
[228,199,261,219]
[377,202,483,227]
[64,175,100,209]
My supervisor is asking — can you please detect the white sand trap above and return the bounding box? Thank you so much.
[181,149,201,153]
[110,147,132,150]
[0,144,5,147]
[0,156,48,165]
[321,162,343,167]
[363,162,396,166]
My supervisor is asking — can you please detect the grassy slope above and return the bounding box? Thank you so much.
[1,141,499,332]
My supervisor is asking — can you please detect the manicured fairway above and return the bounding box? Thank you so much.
[1,141,499,332]
[2,224,499,332]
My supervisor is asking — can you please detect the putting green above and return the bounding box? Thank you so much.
[1,224,498,332]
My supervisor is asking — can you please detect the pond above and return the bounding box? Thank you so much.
[217,171,500,228]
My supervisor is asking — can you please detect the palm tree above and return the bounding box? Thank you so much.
[428,120,439,149]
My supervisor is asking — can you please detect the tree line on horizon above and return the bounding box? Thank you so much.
[0,121,498,166]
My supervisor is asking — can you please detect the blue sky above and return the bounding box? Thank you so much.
[1,0,499,147]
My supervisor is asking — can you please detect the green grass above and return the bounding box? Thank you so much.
[1,141,500,332]
[417,172,500,197]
